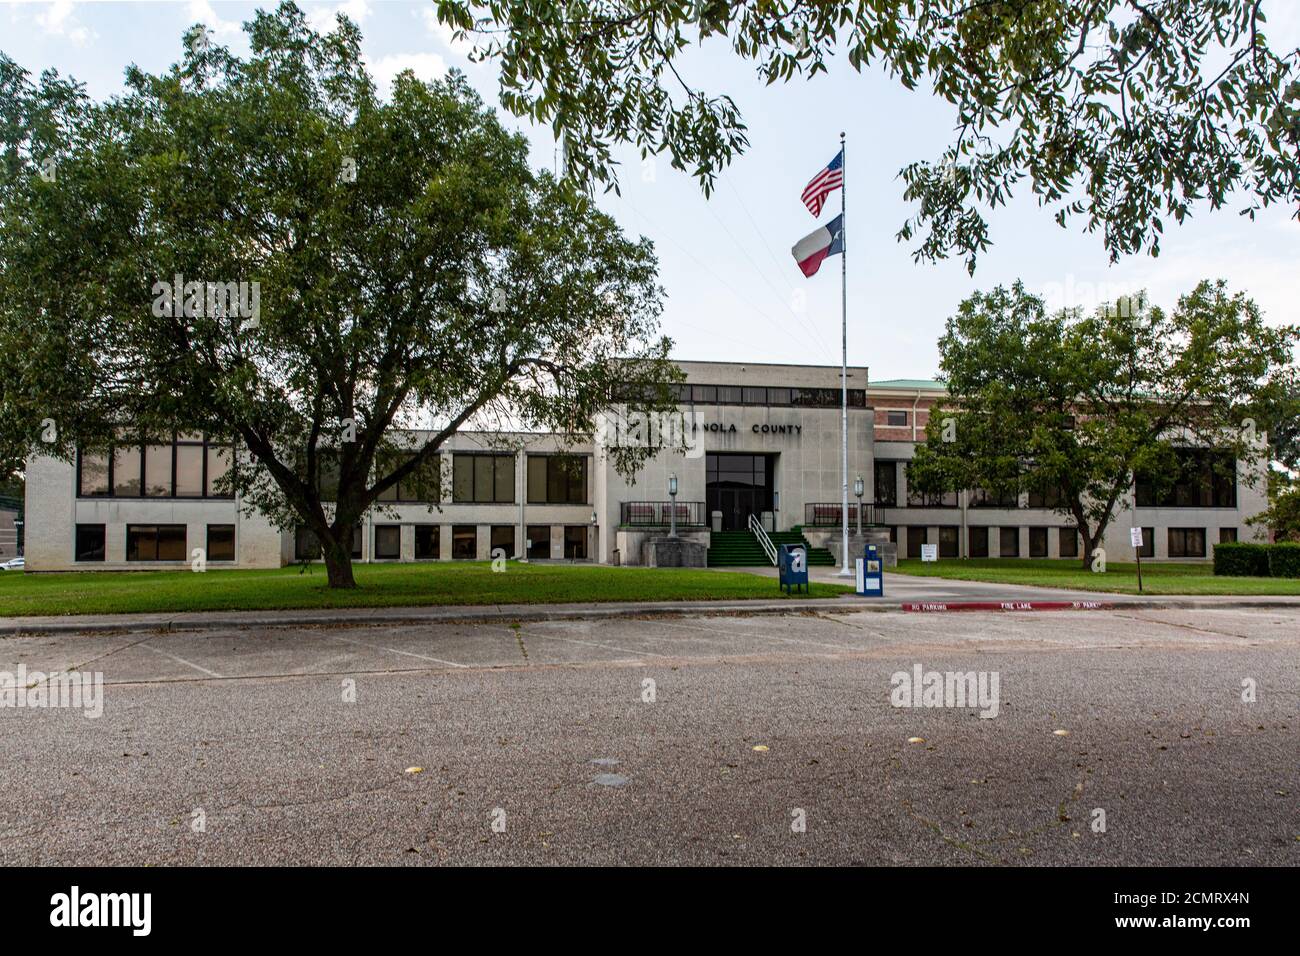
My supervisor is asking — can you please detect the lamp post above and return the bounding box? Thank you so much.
[853,476,864,536]
[590,509,598,563]
[668,473,678,537]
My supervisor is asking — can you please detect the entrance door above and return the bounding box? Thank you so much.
[706,454,775,531]
[717,488,757,531]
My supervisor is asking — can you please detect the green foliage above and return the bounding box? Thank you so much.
[1212,541,1271,577]
[0,3,680,587]
[908,279,1298,564]
[1248,473,1300,542]
[1267,542,1300,578]
[436,0,1300,270]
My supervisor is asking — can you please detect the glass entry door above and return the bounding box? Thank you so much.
[706,454,775,531]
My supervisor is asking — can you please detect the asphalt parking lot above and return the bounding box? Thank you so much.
[1,606,1296,865]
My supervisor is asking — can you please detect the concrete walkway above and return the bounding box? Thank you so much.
[3,569,1299,635]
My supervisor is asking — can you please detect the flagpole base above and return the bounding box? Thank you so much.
[835,566,854,578]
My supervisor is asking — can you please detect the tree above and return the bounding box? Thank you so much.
[906,280,1298,567]
[0,2,678,588]
[1249,474,1300,541]
[436,0,1300,271]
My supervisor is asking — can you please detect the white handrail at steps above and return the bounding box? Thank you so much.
[747,513,778,566]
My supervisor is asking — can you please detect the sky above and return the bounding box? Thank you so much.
[3,0,1298,381]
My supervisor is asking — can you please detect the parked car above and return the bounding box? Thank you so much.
[0,557,24,571]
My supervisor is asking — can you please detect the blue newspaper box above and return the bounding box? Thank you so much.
[778,544,809,594]
[856,544,884,596]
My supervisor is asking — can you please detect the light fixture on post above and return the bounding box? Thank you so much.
[853,476,864,536]
[668,473,678,537]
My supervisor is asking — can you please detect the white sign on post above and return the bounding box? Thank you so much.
[920,544,938,562]
[1129,527,1143,548]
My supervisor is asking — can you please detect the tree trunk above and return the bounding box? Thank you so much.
[322,538,358,589]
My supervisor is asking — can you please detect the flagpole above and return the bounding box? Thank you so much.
[837,130,852,578]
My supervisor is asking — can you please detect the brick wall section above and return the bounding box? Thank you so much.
[869,396,941,442]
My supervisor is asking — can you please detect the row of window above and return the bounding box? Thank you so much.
[78,437,234,499]
[873,456,1237,510]
[74,523,234,562]
[447,453,590,505]
[653,384,870,409]
[888,525,1236,559]
[294,524,590,561]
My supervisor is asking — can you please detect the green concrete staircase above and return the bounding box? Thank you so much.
[769,531,836,567]
[706,530,836,567]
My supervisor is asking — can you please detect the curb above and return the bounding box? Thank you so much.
[1,594,1298,636]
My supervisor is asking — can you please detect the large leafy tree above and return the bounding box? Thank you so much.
[907,280,1299,566]
[436,0,1300,270]
[0,2,677,588]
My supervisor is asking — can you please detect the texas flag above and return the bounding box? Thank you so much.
[791,214,843,277]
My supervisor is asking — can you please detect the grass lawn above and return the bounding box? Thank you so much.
[0,561,853,618]
[891,558,1300,595]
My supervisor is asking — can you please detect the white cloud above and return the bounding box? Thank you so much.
[187,0,242,41]
[34,0,95,46]
[418,5,475,59]
[368,51,448,93]
[305,0,372,34]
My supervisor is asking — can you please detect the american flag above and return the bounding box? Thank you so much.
[801,149,844,217]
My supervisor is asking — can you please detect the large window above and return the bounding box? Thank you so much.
[1027,485,1065,509]
[1219,527,1238,544]
[938,526,960,558]
[1137,527,1155,558]
[906,526,927,559]
[665,383,866,408]
[294,525,362,561]
[79,436,234,499]
[414,525,439,560]
[968,526,989,558]
[874,461,898,507]
[127,524,187,561]
[206,525,236,561]
[906,468,957,508]
[564,526,588,559]
[884,410,909,427]
[452,454,514,504]
[999,527,1020,558]
[1029,527,1048,558]
[1058,527,1079,559]
[526,525,551,559]
[376,452,439,503]
[1135,449,1236,508]
[527,455,588,504]
[491,525,516,557]
[75,524,106,562]
[1168,527,1206,558]
[452,525,478,559]
[970,487,1019,509]
[374,525,401,560]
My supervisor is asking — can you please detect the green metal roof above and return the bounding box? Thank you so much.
[868,378,945,391]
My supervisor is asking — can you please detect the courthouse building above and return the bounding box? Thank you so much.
[23,360,1266,571]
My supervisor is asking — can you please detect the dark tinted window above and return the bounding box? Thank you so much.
[526,525,551,559]
[1168,527,1206,558]
[1029,527,1048,557]
[126,524,186,561]
[452,525,477,559]
[968,526,989,558]
[206,525,235,561]
[938,526,959,558]
[414,525,439,559]
[564,526,588,559]
[999,527,1020,557]
[491,525,516,557]
[374,525,401,559]
[75,524,106,562]
[1058,527,1079,559]
[874,461,897,507]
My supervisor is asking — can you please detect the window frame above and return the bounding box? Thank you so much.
[74,523,106,562]
[205,524,236,562]
[126,524,188,562]
[78,435,235,500]
[452,453,515,504]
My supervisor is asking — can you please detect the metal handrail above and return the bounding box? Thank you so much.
[747,513,778,566]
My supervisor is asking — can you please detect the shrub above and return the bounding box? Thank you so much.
[1267,542,1300,578]
[1213,542,1271,577]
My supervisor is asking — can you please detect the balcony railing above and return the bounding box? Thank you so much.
[804,502,879,528]
[619,501,706,528]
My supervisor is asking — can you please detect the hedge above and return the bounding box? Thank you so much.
[1267,542,1300,578]
[1213,541,1298,577]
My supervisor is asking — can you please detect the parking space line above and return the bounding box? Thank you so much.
[486,624,674,660]
[639,617,860,652]
[137,642,224,678]
[326,634,469,668]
